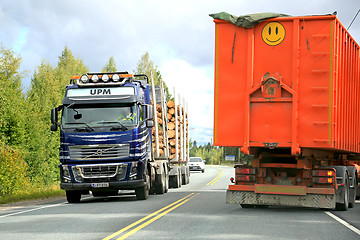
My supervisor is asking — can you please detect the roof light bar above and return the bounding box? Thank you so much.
[74,72,135,86]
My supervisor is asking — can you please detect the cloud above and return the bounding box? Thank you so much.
[160,58,214,145]
[0,0,359,146]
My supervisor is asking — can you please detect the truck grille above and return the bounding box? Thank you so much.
[76,163,127,180]
[69,144,130,160]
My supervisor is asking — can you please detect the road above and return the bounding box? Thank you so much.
[0,165,359,239]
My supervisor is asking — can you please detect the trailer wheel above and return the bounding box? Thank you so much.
[66,190,81,203]
[135,172,150,200]
[336,174,349,211]
[172,169,182,188]
[155,168,166,194]
[347,167,357,208]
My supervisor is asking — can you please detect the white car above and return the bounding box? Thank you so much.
[188,157,205,173]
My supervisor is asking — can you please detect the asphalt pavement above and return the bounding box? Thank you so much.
[0,165,359,240]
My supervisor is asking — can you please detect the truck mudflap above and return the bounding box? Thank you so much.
[226,184,336,209]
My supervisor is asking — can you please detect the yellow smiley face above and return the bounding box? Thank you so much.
[262,22,286,46]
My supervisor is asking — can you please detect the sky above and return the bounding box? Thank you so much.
[1,0,359,145]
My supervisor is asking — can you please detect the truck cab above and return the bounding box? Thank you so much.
[51,72,155,202]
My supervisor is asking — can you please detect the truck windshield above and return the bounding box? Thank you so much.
[62,103,138,128]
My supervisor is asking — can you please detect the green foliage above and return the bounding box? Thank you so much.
[0,47,27,146]
[102,56,117,72]
[0,140,30,195]
[189,140,242,165]
[134,52,171,99]
[24,46,88,185]
[0,45,90,196]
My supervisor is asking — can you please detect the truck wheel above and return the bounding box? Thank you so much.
[347,168,357,208]
[172,169,182,188]
[155,171,166,194]
[66,190,81,203]
[135,173,150,200]
[336,174,349,211]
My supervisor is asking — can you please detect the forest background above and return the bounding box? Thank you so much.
[0,46,237,202]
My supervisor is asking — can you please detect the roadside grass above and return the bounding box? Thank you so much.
[0,183,65,205]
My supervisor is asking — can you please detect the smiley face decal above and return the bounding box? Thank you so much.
[262,22,286,46]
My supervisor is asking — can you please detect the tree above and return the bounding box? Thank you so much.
[102,56,117,72]
[25,46,89,184]
[0,47,27,146]
[134,52,171,99]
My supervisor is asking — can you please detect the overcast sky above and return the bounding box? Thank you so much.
[1,0,359,145]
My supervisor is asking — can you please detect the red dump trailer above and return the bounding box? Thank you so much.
[211,12,360,210]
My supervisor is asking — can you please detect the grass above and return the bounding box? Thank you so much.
[0,183,65,205]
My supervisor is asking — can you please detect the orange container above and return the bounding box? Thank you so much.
[213,15,360,155]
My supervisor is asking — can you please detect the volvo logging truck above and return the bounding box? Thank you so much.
[210,12,360,210]
[51,72,189,203]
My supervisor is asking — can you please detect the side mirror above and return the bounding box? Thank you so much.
[147,105,154,120]
[146,120,154,128]
[51,108,59,131]
[51,108,58,124]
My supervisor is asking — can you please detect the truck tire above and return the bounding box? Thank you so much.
[155,167,166,194]
[336,173,349,211]
[347,167,357,208]
[66,190,81,203]
[182,166,189,185]
[135,172,150,200]
[172,169,182,188]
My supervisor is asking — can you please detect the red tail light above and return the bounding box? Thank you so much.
[313,177,334,184]
[312,169,335,185]
[236,168,256,175]
[312,170,335,177]
[236,175,256,182]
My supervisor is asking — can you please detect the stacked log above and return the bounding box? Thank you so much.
[167,100,185,160]
[151,101,165,156]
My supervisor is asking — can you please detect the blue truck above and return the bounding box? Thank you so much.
[50,72,189,203]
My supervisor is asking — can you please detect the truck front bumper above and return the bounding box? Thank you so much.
[61,180,145,191]
[226,184,336,209]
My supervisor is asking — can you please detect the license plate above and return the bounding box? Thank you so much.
[91,183,109,188]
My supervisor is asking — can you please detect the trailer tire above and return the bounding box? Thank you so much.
[66,190,81,203]
[155,166,166,194]
[172,168,182,188]
[347,167,357,208]
[336,174,349,211]
[135,172,150,200]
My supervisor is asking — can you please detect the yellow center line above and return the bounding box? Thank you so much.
[102,193,198,240]
[117,193,199,240]
[207,169,224,186]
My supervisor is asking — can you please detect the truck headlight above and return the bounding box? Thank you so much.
[62,165,71,182]
[72,166,82,182]
[129,162,139,179]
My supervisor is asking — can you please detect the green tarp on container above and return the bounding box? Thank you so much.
[209,12,290,28]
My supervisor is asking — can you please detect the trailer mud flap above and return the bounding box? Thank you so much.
[226,190,336,209]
